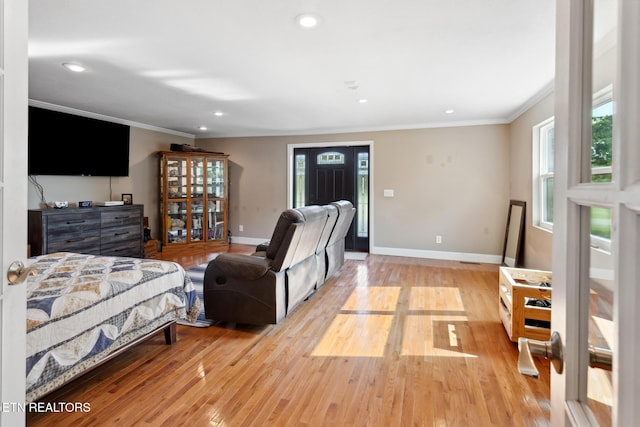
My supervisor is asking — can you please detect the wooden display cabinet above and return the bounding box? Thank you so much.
[159,151,229,252]
[498,266,552,342]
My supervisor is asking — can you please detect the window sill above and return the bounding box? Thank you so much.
[533,224,553,235]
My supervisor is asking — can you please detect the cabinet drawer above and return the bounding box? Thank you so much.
[101,240,142,258]
[101,224,141,245]
[48,234,101,254]
[47,213,101,238]
[101,208,142,228]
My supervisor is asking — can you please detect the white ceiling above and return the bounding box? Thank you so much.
[28,0,556,138]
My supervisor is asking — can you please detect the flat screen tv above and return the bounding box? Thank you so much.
[28,106,131,176]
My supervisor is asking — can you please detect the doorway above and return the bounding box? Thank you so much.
[293,145,369,251]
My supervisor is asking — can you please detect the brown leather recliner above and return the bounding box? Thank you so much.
[323,200,356,282]
[313,204,338,288]
[203,205,331,324]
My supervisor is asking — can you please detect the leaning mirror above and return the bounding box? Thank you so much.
[502,200,526,267]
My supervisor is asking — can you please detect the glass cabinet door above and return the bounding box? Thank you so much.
[207,199,225,240]
[191,200,204,242]
[191,157,205,198]
[206,157,226,241]
[190,157,205,242]
[166,201,187,243]
[166,158,187,199]
[207,158,225,199]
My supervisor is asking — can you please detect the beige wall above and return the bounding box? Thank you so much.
[27,126,193,238]
[509,93,554,270]
[197,124,511,262]
[26,110,561,265]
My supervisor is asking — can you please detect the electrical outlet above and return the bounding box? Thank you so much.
[239,225,244,232]
[436,235,442,244]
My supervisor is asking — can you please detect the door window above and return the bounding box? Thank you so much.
[357,152,369,238]
[317,152,345,165]
[587,206,614,426]
[294,154,306,208]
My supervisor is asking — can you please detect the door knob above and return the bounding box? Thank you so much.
[518,331,564,378]
[588,344,612,371]
[7,260,37,285]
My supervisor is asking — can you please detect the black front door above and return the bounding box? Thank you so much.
[293,146,369,251]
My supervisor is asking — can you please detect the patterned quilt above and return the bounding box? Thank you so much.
[25,252,201,402]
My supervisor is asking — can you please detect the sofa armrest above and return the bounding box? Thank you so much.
[255,241,269,252]
[208,253,272,282]
[203,253,287,324]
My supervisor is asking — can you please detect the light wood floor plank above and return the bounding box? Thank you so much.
[27,246,550,426]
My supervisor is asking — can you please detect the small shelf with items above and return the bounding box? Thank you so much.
[159,151,229,251]
[498,266,552,342]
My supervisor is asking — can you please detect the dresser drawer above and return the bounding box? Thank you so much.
[101,240,142,258]
[48,234,101,254]
[101,208,143,228]
[101,224,141,245]
[47,213,101,239]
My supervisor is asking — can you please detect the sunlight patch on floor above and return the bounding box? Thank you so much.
[592,315,614,350]
[312,284,476,358]
[588,366,613,407]
[311,314,393,357]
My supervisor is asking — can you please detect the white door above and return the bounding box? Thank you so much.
[552,0,639,425]
[1,0,29,425]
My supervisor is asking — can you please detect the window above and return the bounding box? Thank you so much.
[357,152,369,238]
[535,118,555,230]
[294,154,306,208]
[533,88,613,250]
[317,152,345,165]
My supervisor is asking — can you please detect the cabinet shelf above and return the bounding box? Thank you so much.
[498,266,552,342]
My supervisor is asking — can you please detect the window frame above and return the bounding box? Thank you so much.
[533,117,555,233]
[532,87,613,252]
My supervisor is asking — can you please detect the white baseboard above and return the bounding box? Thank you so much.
[229,238,502,265]
[371,246,502,264]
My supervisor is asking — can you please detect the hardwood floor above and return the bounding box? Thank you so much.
[26,245,551,426]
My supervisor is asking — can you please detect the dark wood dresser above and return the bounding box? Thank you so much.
[28,204,144,258]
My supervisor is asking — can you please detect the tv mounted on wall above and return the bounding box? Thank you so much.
[28,106,131,177]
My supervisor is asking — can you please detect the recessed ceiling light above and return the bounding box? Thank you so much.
[62,63,85,73]
[358,99,369,103]
[198,126,208,131]
[296,13,320,28]
[444,109,455,114]
[213,111,224,117]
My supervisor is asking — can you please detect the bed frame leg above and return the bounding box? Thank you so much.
[164,322,177,344]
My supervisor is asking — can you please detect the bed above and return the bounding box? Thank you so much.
[25,252,201,402]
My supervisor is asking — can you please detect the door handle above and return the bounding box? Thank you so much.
[588,344,612,371]
[518,331,564,378]
[518,332,612,378]
[7,260,37,285]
